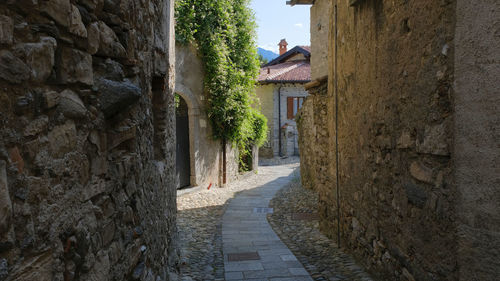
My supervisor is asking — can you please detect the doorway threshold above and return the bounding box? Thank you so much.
[176,185,202,197]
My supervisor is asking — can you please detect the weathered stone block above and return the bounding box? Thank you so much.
[30,23,61,40]
[59,89,87,119]
[397,130,413,149]
[96,58,124,81]
[0,161,12,234]
[0,258,7,280]
[0,50,30,83]
[43,90,59,109]
[8,146,24,173]
[87,22,100,55]
[404,182,427,209]
[96,21,126,58]
[409,161,433,184]
[101,221,115,246]
[24,115,49,137]
[14,37,57,82]
[69,4,87,37]
[83,250,110,281]
[108,126,136,150]
[48,120,77,158]
[24,136,49,160]
[402,268,416,281]
[59,47,93,85]
[79,0,103,11]
[82,178,107,201]
[0,15,13,45]
[41,0,72,27]
[8,251,53,280]
[417,123,449,156]
[91,156,108,175]
[96,78,141,118]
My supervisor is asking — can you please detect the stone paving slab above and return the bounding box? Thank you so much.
[177,158,300,280]
[222,164,312,281]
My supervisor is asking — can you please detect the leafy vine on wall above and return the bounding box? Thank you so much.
[175,0,268,152]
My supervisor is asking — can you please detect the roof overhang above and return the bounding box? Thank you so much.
[258,80,310,85]
[286,0,314,6]
[263,46,311,67]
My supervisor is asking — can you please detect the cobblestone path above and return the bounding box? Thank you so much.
[221,163,312,280]
[176,158,300,280]
[268,178,374,281]
[177,158,371,281]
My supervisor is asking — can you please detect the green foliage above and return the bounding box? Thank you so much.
[246,108,268,147]
[174,93,180,108]
[237,108,268,172]
[175,0,268,149]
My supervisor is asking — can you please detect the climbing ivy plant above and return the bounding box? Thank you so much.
[175,0,267,151]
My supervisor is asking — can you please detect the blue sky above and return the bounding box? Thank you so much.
[250,0,310,54]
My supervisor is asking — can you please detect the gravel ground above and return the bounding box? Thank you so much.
[176,158,300,280]
[259,156,301,166]
[268,177,374,281]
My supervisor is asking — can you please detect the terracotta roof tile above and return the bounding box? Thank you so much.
[258,60,311,83]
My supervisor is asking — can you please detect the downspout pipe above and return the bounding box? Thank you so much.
[278,85,283,157]
[334,2,341,249]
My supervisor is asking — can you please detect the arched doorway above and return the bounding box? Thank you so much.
[176,94,191,189]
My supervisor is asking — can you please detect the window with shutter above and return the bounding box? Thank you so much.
[287,97,294,119]
[286,97,306,120]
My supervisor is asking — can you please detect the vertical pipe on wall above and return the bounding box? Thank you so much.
[334,2,341,248]
[278,85,283,156]
[222,137,227,185]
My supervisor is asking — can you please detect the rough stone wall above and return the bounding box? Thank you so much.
[322,1,457,280]
[297,81,329,196]
[296,95,314,188]
[300,0,499,280]
[0,0,178,280]
[175,44,239,188]
[309,0,330,80]
[454,0,500,280]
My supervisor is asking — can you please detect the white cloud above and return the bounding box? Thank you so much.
[294,23,303,28]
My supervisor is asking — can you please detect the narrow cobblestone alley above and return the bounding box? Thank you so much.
[268,179,373,281]
[177,159,373,280]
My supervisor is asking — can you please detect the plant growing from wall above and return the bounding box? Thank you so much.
[176,0,268,173]
[237,108,268,171]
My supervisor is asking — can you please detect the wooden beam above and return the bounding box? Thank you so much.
[286,0,314,6]
[305,75,328,90]
[350,0,364,6]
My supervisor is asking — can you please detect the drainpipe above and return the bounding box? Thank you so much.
[278,85,283,157]
[222,137,227,185]
[334,2,341,248]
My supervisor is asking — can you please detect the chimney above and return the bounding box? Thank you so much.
[278,39,288,56]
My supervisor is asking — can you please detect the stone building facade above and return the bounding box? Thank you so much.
[256,43,311,158]
[295,0,331,195]
[175,43,240,189]
[294,0,500,280]
[0,0,178,280]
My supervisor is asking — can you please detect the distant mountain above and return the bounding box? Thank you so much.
[258,48,279,62]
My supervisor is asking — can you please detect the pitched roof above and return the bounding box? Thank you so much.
[264,45,311,67]
[299,46,311,52]
[258,60,311,84]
